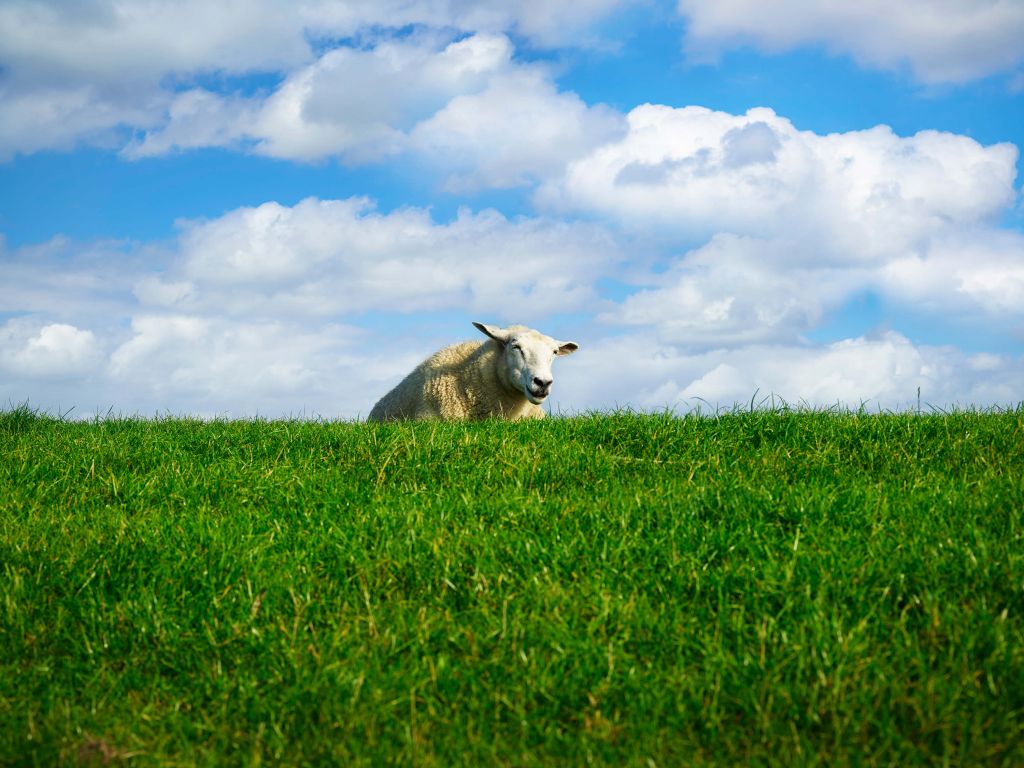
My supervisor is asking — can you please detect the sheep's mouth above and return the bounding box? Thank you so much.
[527,388,549,404]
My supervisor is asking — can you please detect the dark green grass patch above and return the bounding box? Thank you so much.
[2,408,1023,765]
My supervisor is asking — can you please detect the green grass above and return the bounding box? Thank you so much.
[2,406,1023,766]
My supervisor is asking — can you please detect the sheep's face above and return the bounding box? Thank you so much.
[474,323,579,405]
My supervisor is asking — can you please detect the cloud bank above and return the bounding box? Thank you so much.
[677,0,1024,83]
[0,1,629,161]
[3,127,1022,418]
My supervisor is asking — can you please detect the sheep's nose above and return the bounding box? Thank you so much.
[533,377,552,390]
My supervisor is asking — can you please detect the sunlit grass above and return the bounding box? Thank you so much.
[2,405,1023,765]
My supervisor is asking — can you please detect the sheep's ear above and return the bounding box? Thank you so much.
[556,341,579,356]
[473,322,511,345]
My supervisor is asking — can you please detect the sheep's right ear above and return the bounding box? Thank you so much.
[473,322,510,345]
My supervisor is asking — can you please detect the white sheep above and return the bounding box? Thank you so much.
[367,322,579,421]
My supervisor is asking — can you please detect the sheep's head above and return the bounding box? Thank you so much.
[474,322,579,405]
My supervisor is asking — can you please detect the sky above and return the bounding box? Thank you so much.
[1,0,1023,419]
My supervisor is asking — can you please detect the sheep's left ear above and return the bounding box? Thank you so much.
[556,341,579,356]
[473,322,511,345]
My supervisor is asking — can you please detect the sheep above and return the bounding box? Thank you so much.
[367,322,579,421]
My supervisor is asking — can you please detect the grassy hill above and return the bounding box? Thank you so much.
[2,407,1023,766]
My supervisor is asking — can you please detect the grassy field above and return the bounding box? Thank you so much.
[2,406,1023,766]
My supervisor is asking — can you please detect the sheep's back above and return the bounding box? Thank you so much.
[368,340,487,420]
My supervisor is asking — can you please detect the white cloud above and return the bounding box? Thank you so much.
[122,89,258,158]
[0,1,312,86]
[249,33,514,163]
[431,0,631,48]
[0,1,630,159]
[0,311,422,419]
[160,196,621,319]
[127,33,622,177]
[604,228,1024,353]
[0,0,308,158]
[879,228,1024,315]
[681,334,935,407]
[410,68,626,189]
[96,29,625,184]
[0,84,163,159]
[536,103,1024,367]
[540,105,1018,254]
[0,0,626,86]
[106,315,381,416]
[0,319,103,379]
[605,234,859,347]
[559,331,1024,413]
[0,236,150,321]
[677,0,1024,84]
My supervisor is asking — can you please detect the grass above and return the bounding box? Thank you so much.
[1,405,1023,766]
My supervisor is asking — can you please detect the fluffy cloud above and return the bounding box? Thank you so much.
[0,319,103,379]
[0,313,420,418]
[539,104,1023,350]
[677,0,1024,84]
[0,0,625,84]
[433,0,631,48]
[604,229,1024,352]
[122,89,258,159]
[560,331,1024,413]
[126,33,622,178]
[0,236,149,322]
[154,196,621,319]
[410,68,625,189]
[242,33,511,162]
[0,0,306,159]
[105,315,395,417]
[0,1,311,86]
[879,228,1024,316]
[605,234,856,347]
[0,84,163,159]
[0,1,629,159]
[541,105,1018,250]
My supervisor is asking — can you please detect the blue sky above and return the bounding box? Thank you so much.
[2,0,1022,417]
